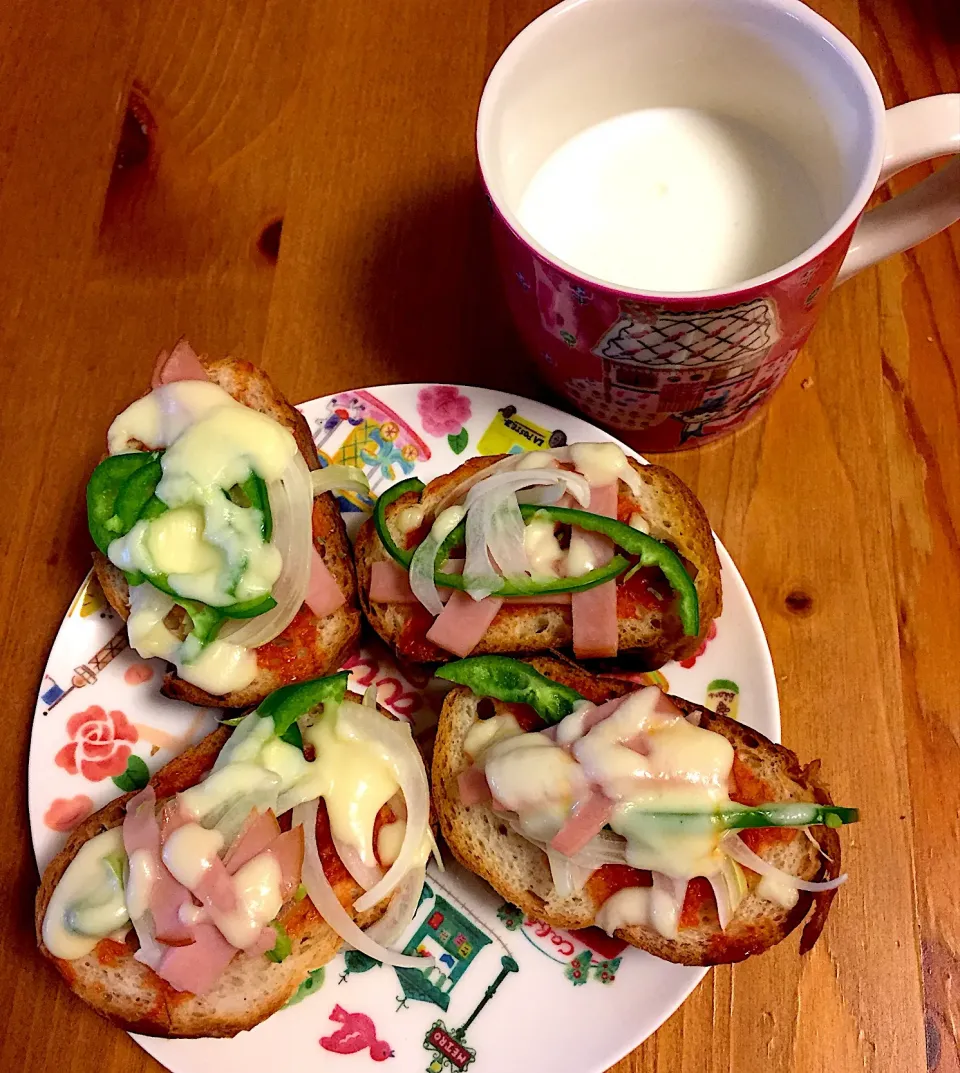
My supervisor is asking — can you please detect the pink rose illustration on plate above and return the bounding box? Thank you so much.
[44,795,94,832]
[417,386,471,453]
[55,705,138,781]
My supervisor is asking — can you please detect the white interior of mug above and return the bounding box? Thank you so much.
[478,0,886,296]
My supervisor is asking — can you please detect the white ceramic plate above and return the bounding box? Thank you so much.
[29,384,778,1073]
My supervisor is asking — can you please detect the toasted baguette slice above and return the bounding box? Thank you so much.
[432,655,841,966]
[35,707,398,1038]
[356,454,721,668]
[94,353,361,708]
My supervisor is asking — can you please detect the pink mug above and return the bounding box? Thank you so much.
[478,0,960,450]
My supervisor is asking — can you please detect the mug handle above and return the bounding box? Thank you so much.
[837,94,960,284]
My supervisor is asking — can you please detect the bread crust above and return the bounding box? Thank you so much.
[93,354,361,708]
[356,454,721,668]
[35,710,391,1037]
[432,655,841,966]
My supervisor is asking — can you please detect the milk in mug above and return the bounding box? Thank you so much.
[517,107,827,293]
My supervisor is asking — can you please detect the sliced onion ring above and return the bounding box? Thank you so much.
[293,800,430,969]
[221,453,313,648]
[310,465,370,498]
[720,832,848,891]
[410,506,464,615]
[546,850,592,898]
[429,453,528,514]
[335,702,431,914]
[332,829,383,891]
[463,468,590,510]
[363,864,426,947]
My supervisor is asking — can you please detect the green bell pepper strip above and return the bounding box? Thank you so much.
[142,571,277,620]
[616,802,860,840]
[437,656,584,725]
[372,477,426,568]
[434,504,698,637]
[255,671,350,743]
[107,458,164,536]
[87,452,161,554]
[240,472,273,541]
[265,920,292,963]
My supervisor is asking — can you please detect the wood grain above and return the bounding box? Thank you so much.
[0,0,956,1071]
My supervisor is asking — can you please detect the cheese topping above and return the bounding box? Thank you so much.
[396,505,426,535]
[467,686,747,911]
[463,713,523,761]
[42,829,128,960]
[484,734,585,803]
[377,820,406,867]
[569,442,634,487]
[103,380,300,696]
[125,848,158,921]
[212,854,284,949]
[162,824,225,889]
[523,517,564,578]
[757,871,801,910]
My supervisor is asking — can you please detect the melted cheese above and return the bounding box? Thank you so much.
[470,686,738,880]
[757,871,800,909]
[108,381,240,455]
[396,505,425,534]
[162,823,283,950]
[377,820,406,867]
[483,735,586,813]
[523,517,564,578]
[162,824,225,889]
[177,637,258,696]
[573,689,733,809]
[125,848,158,920]
[569,442,633,487]
[42,829,128,960]
[300,715,400,871]
[104,379,299,696]
[212,854,283,949]
[564,534,598,577]
[463,713,523,761]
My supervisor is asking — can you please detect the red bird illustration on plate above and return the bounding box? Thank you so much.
[320,1004,394,1061]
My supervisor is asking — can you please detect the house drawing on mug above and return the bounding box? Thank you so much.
[575,298,783,437]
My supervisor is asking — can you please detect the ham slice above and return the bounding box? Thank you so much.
[578,696,627,734]
[654,691,683,719]
[264,826,304,901]
[550,790,615,857]
[370,560,442,604]
[457,766,492,806]
[158,799,192,841]
[426,590,504,657]
[123,786,194,947]
[571,483,618,659]
[305,548,345,618]
[153,922,238,995]
[151,338,208,388]
[222,809,281,875]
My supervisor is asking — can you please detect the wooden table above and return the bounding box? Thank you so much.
[0,0,957,1070]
